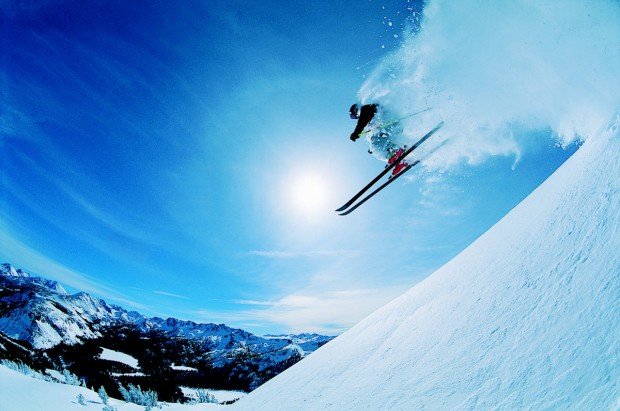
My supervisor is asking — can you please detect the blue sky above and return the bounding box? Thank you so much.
[0,0,577,335]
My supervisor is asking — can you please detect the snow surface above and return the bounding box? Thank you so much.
[111,372,145,377]
[171,364,198,372]
[235,119,620,409]
[99,347,139,369]
[0,365,224,410]
[180,386,246,403]
[45,369,64,382]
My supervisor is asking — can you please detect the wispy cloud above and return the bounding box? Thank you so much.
[0,217,149,311]
[9,142,173,250]
[248,250,355,259]
[154,290,189,299]
[232,299,274,306]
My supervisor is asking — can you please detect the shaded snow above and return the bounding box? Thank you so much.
[171,364,198,372]
[45,369,64,382]
[0,365,140,410]
[180,386,246,403]
[111,372,145,377]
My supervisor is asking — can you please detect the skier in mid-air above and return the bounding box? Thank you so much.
[349,103,408,175]
[337,103,443,215]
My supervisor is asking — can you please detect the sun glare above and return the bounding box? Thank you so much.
[291,173,329,215]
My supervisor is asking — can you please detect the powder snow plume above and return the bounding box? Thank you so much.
[359,0,620,169]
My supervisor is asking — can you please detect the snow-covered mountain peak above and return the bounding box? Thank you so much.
[44,280,67,295]
[1,263,29,278]
[0,262,334,377]
[1,262,67,295]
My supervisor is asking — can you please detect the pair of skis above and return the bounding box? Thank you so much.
[336,121,444,216]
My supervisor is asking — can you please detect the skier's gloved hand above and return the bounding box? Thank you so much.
[350,133,358,142]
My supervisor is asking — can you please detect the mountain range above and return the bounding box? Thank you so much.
[0,262,333,400]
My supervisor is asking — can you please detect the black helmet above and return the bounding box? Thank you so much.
[349,104,360,119]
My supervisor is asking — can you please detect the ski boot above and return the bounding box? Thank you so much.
[388,148,408,176]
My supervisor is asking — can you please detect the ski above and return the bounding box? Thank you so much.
[338,161,419,216]
[335,121,444,212]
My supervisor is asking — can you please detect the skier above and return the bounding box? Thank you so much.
[349,103,408,175]
[338,109,444,215]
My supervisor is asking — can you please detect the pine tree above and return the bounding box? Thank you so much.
[193,389,217,404]
[62,369,82,386]
[117,383,158,407]
[98,386,109,405]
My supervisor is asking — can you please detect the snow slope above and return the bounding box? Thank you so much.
[0,365,223,410]
[99,347,139,369]
[235,119,620,409]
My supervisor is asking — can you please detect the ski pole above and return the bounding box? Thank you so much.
[359,107,433,136]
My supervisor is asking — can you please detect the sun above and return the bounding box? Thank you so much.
[291,173,329,215]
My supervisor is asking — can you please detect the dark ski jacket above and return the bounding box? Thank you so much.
[350,104,378,141]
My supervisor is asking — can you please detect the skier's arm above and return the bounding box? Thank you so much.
[350,105,377,141]
[350,120,370,141]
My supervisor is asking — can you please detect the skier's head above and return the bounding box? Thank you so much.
[349,104,360,119]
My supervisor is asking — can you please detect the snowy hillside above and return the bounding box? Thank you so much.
[0,364,230,410]
[235,119,620,408]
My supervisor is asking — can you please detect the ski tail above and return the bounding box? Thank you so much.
[335,121,444,212]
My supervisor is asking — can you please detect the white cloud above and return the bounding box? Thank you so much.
[194,285,407,335]
[250,288,403,334]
